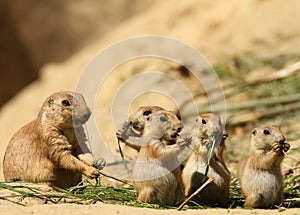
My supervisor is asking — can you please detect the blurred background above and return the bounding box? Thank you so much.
[0,0,151,106]
[0,0,300,182]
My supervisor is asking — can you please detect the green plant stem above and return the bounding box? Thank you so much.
[117,139,130,174]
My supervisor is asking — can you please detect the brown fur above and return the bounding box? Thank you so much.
[129,106,165,134]
[117,106,181,151]
[238,124,290,208]
[3,91,101,188]
[182,113,230,207]
[132,110,186,205]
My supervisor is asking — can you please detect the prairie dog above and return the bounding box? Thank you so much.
[132,111,188,205]
[238,124,290,208]
[182,113,230,207]
[3,91,105,188]
[117,106,181,151]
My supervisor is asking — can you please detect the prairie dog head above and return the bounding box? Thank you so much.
[129,106,165,133]
[250,124,286,152]
[40,91,91,128]
[143,110,182,144]
[192,113,224,147]
[193,113,223,138]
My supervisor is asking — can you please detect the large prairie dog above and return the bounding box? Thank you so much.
[182,113,230,207]
[3,91,105,188]
[132,110,188,205]
[238,124,290,208]
[117,106,181,151]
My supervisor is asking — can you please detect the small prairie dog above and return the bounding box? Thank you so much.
[238,124,290,208]
[3,91,105,188]
[132,110,187,205]
[182,113,230,207]
[117,106,181,151]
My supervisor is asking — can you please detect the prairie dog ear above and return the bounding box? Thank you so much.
[252,129,257,136]
[143,110,152,116]
[47,97,54,107]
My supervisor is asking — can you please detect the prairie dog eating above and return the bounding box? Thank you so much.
[132,110,188,205]
[117,106,181,151]
[238,124,290,208]
[182,113,230,207]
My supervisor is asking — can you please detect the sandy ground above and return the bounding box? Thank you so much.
[1,0,300,214]
[1,203,300,215]
[0,183,298,215]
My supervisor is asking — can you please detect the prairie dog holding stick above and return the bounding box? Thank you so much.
[132,110,188,205]
[182,113,230,207]
[117,106,180,151]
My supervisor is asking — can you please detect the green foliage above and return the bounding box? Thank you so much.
[1,169,299,209]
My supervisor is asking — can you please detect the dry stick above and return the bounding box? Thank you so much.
[0,196,26,206]
[177,177,215,211]
[0,183,62,204]
[100,172,132,186]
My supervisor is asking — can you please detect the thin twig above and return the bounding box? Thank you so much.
[177,177,215,210]
[100,172,131,185]
[0,195,26,206]
[204,137,216,177]
[117,139,130,174]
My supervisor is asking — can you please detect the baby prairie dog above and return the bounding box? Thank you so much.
[182,113,230,207]
[117,106,181,151]
[238,124,290,208]
[132,110,188,205]
[3,91,105,188]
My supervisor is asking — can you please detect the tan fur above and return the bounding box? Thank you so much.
[118,106,181,151]
[129,106,165,134]
[182,113,230,207]
[3,91,101,188]
[238,124,290,208]
[132,111,185,205]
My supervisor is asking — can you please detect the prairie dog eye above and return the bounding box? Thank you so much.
[263,129,270,135]
[62,100,71,106]
[252,130,257,135]
[159,116,167,122]
[201,119,207,124]
[143,110,152,116]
